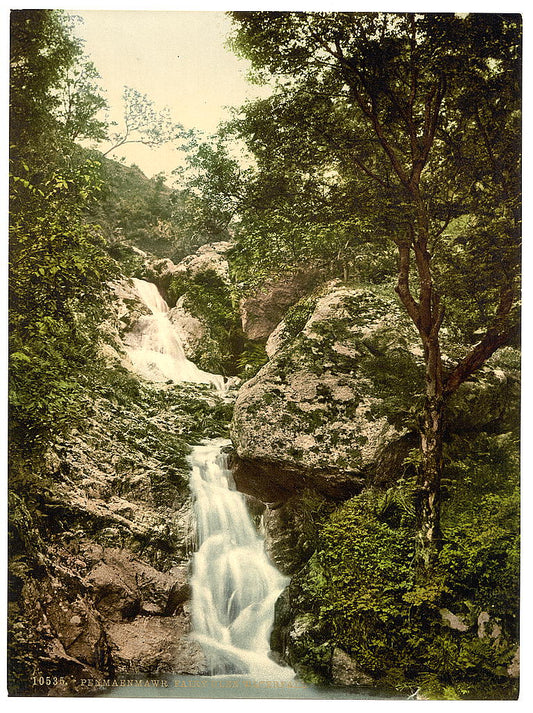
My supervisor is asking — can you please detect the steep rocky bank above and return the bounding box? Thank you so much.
[8,268,233,696]
[228,281,520,696]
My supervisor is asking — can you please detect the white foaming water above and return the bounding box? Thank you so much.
[189,439,292,679]
[124,278,225,391]
[125,280,289,678]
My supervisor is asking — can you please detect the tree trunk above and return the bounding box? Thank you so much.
[415,392,444,575]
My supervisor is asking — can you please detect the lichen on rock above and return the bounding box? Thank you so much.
[231,285,423,492]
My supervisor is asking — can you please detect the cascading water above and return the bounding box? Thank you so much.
[124,278,225,391]
[125,278,290,677]
[188,439,292,679]
[106,278,399,699]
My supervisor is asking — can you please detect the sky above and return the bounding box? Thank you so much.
[69,10,269,179]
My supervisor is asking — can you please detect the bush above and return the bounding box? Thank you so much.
[295,464,519,698]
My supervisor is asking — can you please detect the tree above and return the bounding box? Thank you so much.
[9,10,117,454]
[224,86,394,283]
[54,56,108,144]
[169,131,249,258]
[229,11,521,574]
[10,10,76,169]
[103,86,181,157]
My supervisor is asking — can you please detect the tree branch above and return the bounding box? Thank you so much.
[443,283,518,396]
[394,239,421,327]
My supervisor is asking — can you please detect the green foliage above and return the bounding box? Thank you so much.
[9,164,118,454]
[10,10,79,167]
[168,268,243,374]
[10,10,108,170]
[228,10,520,584]
[9,10,119,457]
[105,242,147,278]
[223,86,397,284]
[9,163,118,454]
[293,442,519,697]
[171,132,246,257]
[235,342,268,379]
[281,297,317,341]
[52,15,108,144]
[314,490,415,666]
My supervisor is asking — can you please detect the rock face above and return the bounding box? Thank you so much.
[331,648,375,687]
[147,242,236,373]
[106,615,206,675]
[7,275,232,694]
[239,269,323,341]
[136,241,233,293]
[171,241,233,284]
[9,382,210,695]
[231,285,422,498]
[167,301,208,361]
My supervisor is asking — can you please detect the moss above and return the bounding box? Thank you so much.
[167,268,243,375]
[282,443,519,698]
[282,297,318,341]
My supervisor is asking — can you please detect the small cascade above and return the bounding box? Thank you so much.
[124,278,225,391]
[189,439,292,679]
[125,278,291,679]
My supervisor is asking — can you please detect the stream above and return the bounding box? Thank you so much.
[188,439,290,678]
[125,278,290,676]
[113,277,401,699]
[124,277,225,390]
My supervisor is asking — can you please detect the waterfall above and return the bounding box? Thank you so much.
[124,278,225,391]
[188,439,291,679]
[125,278,290,678]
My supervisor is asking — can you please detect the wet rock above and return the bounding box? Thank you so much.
[85,547,186,620]
[233,284,519,500]
[230,452,364,504]
[331,647,375,687]
[167,303,207,359]
[106,616,207,675]
[44,593,106,667]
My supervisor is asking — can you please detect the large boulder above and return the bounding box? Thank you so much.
[106,616,207,675]
[231,285,422,497]
[231,284,520,501]
[171,241,233,284]
[83,547,186,620]
[239,269,323,341]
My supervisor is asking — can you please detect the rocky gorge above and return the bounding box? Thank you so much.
[8,241,520,699]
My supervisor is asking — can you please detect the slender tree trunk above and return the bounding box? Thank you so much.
[415,390,444,575]
[395,210,447,576]
[413,320,446,574]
